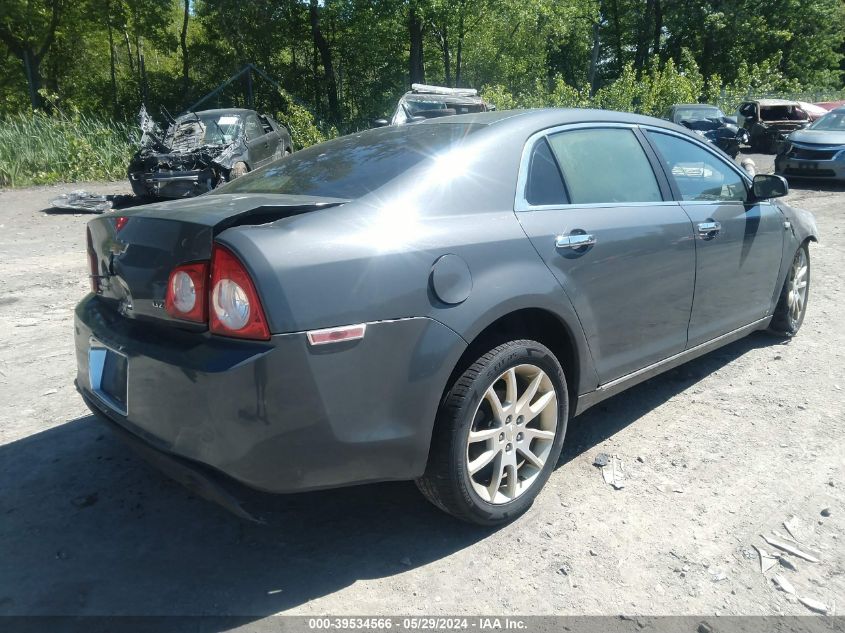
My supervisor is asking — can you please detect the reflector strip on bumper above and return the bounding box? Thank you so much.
[306,323,367,346]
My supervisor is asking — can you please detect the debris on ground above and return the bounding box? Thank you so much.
[772,574,796,595]
[753,545,778,573]
[783,515,812,543]
[593,453,610,468]
[50,190,114,214]
[821,507,831,517]
[599,454,626,489]
[762,535,820,563]
[798,596,829,614]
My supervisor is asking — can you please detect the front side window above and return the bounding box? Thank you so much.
[545,128,662,204]
[647,131,747,203]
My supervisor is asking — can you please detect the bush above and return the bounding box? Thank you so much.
[0,112,134,187]
[482,49,845,119]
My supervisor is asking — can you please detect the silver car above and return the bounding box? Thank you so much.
[776,106,845,180]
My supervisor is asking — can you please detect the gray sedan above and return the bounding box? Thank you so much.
[776,106,845,180]
[76,109,818,525]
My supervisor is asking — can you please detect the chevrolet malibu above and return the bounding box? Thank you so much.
[76,109,817,525]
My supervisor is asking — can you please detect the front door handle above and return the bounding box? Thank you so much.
[697,221,721,239]
[555,233,596,249]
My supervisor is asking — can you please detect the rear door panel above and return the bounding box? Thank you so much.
[515,124,696,384]
[518,205,695,382]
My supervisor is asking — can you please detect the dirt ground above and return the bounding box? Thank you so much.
[0,154,843,619]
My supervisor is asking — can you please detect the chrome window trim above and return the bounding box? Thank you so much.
[515,121,756,212]
[515,122,675,212]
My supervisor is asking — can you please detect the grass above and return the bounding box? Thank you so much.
[0,113,135,188]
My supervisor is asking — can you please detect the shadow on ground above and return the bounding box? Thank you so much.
[0,332,782,620]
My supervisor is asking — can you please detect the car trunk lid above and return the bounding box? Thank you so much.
[87,193,347,326]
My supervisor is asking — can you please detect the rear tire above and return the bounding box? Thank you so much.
[769,243,810,336]
[416,340,568,526]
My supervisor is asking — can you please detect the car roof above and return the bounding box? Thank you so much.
[746,99,801,107]
[177,108,258,121]
[417,107,689,132]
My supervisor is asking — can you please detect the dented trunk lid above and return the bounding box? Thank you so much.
[87,193,347,325]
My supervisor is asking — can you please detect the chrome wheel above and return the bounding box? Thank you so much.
[787,247,808,326]
[465,364,558,505]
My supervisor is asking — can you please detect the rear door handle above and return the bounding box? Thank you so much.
[697,221,721,238]
[555,233,596,249]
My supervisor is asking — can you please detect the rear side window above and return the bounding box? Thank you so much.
[646,131,747,202]
[525,138,568,206]
[546,128,662,204]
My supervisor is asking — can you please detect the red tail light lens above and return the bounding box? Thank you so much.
[209,245,270,340]
[165,261,208,323]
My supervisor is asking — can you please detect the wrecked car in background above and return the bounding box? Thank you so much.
[128,107,293,199]
[664,103,749,158]
[375,84,492,126]
[776,106,845,180]
[738,99,810,153]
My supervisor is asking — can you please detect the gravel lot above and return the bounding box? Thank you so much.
[0,154,843,618]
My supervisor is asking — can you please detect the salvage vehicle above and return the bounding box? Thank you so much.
[374,84,491,126]
[664,103,749,158]
[775,106,845,180]
[128,107,292,199]
[737,99,810,153]
[76,109,817,525]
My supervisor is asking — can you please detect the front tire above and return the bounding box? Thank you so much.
[416,340,568,525]
[769,243,810,336]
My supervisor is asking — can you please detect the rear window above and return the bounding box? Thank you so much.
[216,123,482,199]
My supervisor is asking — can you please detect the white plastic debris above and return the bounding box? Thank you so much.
[601,454,626,489]
[50,190,113,214]
[783,515,812,543]
[753,545,778,573]
[762,535,820,563]
[798,596,829,614]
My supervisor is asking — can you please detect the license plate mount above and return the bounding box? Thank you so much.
[89,340,128,416]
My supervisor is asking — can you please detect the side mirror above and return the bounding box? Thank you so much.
[373,119,389,127]
[752,174,788,199]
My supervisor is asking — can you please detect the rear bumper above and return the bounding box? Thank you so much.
[74,295,465,494]
[775,156,845,179]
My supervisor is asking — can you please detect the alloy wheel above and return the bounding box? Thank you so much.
[787,248,808,327]
[465,364,558,505]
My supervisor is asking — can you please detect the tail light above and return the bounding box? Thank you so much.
[86,226,99,293]
[209,244,270,340]
[165,261,208,323]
